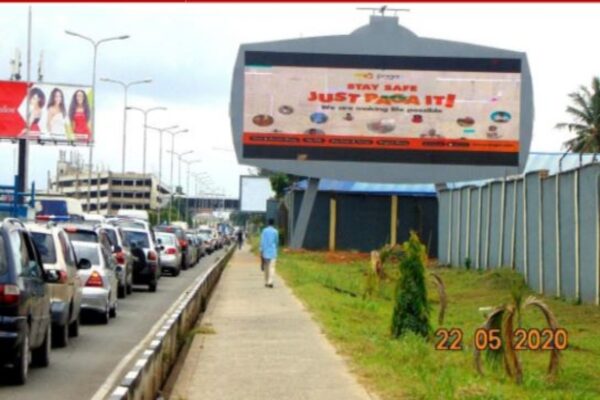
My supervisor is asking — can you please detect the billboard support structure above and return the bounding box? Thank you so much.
[17,7,32,194]
[290,177,319,249]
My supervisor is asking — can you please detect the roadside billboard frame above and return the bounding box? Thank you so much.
[0,80,94,146]
[231,15,534,184]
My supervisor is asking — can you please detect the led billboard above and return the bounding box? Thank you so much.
[231,15,534,183]
[244,52,521,166]
[0,81,93,144]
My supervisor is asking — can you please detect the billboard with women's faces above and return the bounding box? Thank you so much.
[0,81,93,144]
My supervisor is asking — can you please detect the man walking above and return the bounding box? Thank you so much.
[260,219,279,288]
[236,228,244,250]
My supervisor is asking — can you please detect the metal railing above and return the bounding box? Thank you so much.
[0,175,35,218]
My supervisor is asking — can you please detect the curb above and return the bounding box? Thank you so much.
[107,245,236,400]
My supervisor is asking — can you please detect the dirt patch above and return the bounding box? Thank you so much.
[324,251,370,264]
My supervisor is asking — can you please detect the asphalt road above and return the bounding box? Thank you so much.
[0,248,228,400]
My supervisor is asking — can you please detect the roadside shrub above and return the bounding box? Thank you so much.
[465,257,472,270]
[391,231,431,338]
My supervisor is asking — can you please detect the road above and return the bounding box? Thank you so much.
[0,248,227,400]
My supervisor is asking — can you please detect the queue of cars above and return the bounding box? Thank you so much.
[0,216,228,385]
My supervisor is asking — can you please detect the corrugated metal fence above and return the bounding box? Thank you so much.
[438,163,600,305]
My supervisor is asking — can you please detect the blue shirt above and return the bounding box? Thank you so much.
[260,226,279,260]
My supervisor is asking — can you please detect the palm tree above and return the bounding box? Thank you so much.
[556,77,600,153]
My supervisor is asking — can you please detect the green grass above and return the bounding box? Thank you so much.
[275,250,600,400]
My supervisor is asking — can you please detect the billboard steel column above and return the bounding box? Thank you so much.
[290,178,319,249]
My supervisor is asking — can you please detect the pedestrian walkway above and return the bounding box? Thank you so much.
[170,245,375,400]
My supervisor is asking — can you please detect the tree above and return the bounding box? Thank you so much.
[391,231,431,338]
[255,168,300,199]
[556,77,600,153]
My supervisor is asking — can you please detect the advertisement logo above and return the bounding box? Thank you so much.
[354,72,374,79]
[353,72,406,81]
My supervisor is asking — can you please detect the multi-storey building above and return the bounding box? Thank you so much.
[52,151,170,215]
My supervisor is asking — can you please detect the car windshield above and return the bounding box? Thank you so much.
[67,230,97,243]
[198,233,211,241]
[117,220,147,230]
[156,226,184,240]
[0,235,7,274]
[123,231,150,249]
[72,243,100,265]
[157,234,176,246]
[31,232,58,264]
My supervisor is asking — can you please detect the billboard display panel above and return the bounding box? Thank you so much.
[244,52,521,166]
[0,81,93,144]
[239,176,275,212]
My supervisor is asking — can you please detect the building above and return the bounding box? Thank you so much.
[51,151,170,215]
[284,179,438,255]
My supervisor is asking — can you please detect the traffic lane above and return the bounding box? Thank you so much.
[0,248,227,400]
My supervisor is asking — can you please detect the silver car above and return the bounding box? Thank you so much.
[156,232,182,276]
[27,223,83,348]
[98,224,133,299]
[72,241,119,324]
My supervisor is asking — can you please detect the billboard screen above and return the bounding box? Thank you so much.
[239,176,275,212]
[243,52,521,166]
[0,81,93,144]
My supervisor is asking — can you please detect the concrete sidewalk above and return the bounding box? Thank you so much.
[170,245,375,400]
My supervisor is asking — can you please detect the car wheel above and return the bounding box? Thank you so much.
[126,281,133,295]
[100,305,110,325]
[8,325,29,385]
[69,314,80,337]
[172,267,180,277]
[148,281,157,292]
[118,284,126,299]
[109,302,117,319]
[32,323,50,368]
[52,323,69,348]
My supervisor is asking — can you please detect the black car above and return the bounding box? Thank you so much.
[0,218,53,385]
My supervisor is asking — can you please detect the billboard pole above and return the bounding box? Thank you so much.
[17,6,32,196]
[290,177,320,249]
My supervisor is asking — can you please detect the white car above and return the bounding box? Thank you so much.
[71,241,119,324]
[155,232,182,276]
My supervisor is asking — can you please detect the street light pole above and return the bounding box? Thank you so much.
[167,149,192,223]
[65,30,129,211]
[100,77,152,173]
[183,160,201,226]
[165,129,188,189]
[146,125,179,188]
[126,106,166,176]
[167,150,193,190]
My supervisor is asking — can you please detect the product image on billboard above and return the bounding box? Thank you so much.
[243,52,522,166]
[0,81,93,144]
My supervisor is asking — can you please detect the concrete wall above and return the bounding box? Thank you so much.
[439,164,600,305]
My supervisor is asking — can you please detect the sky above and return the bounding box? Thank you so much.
[0,3,599,197]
